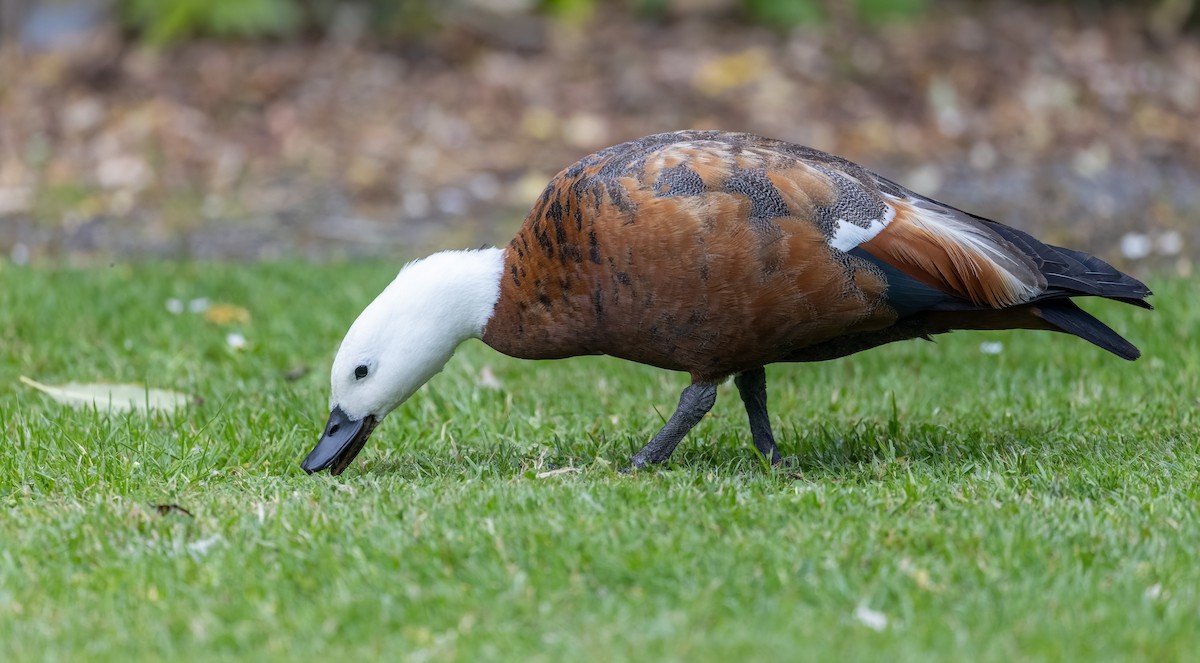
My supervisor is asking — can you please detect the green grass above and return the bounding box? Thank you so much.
[1,260,1197,661]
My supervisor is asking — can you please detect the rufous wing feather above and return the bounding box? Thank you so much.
[859,197,1046,308]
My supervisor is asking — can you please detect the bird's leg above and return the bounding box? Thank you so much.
[734,367,782,464]
[629,382,718,469]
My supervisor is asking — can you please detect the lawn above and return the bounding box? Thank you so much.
[1,260,1197,662]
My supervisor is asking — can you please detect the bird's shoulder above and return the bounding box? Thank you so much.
[530,130,898,229]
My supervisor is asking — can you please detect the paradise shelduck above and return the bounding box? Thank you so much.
[301,130,1151,475]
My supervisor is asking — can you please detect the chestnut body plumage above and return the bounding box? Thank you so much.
[302,131,1151,475]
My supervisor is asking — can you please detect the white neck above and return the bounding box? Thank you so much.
[453,246,507,338]
[389,247,507,340]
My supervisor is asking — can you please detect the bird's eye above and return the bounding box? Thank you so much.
[354,365,369,380]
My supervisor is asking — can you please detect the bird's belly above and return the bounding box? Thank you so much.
[588,300,893,380]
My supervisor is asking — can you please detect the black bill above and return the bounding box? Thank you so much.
[301,406,378,475]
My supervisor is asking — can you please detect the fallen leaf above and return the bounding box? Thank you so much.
[477,365,502,390]
[284,365,310,381]
[854,604,889,631]
[536,467,580,478]
[520,107,558,140]
[225,332,248,350]
[153,504,194,517]
[561,112,608,149]
[187,535,223,556]
[19,375,190,413]
[693,48,769,97]
[204,303,251,325]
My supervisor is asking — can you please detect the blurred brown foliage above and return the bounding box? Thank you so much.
[0,0,1196,269]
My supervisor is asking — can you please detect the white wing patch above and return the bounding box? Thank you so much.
[827,203,894,252]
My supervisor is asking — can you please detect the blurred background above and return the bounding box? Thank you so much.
[0,0,1196,269]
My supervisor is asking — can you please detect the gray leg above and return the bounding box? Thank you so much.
[629,382,718,469]
[735,367,782,464]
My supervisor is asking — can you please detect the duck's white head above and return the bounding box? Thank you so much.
[301,247,505,475]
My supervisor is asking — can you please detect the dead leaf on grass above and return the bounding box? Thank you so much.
[536,467,580,478]
[153,504,194,517]
[19,375,190,413]
[203,303,251,325]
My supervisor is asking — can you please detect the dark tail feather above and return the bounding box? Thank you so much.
[1034,299,1141,361]
[896,185,1153,308]
[1044,244,1154,308]
[983,223,1153,307]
